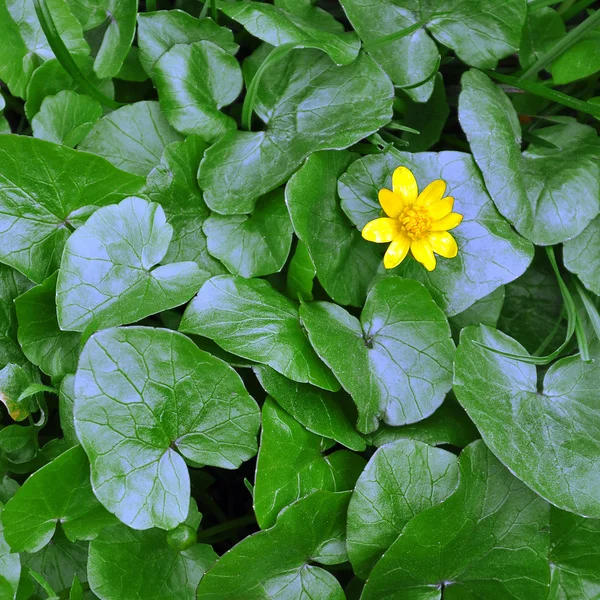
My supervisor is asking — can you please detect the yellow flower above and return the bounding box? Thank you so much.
[361,166,463,272]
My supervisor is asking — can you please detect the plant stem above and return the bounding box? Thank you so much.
[562,0,597,20]
[363,18,429,51]
[33,0,121,110]
[196,515,256,542]
[529,0,562,9]
[521,7,600,79]
[211,0,217,22]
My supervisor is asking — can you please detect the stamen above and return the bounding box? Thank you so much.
[398,206,431,241]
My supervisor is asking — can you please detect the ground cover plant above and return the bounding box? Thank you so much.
[0,0,600,597]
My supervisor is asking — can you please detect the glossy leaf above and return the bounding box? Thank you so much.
[198,48,393,214]
[564,215,600,296]
[16,272,81,379]
[0,503,20,600]
[180,275,340,391]
[300,277,455,433]
[137,10,238,76]
[78,100,182,176]
[2,446,116,553]
[520,7,565,70]
[88,523,217,600]
[254,399,365,529]
[0,135,143,283]
[286,240,315,301]
[254,365,366,451]
[459,69,600,245]
[31,90,102,147]
[154,40,242,141]
[74,326,260,529]
[338,149,534,315]
[204,188,293,278]
[219,1,361,65]
[285,151,380,307]
[449,286,505,332]
[347,439,459,578]
[454,326,600,518]
[56,197,204,332]
[551,33,600,84]
[197,491,350,599]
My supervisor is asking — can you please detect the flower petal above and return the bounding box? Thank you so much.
[431,212,463,231]
[410,239,436,271]
[379,188,404,217]
[428,231,458,259]
[416,179,446,207]
[427,196,453,221]
[384,234,410,269]
[392,166,418,205]
[362,218,400,243]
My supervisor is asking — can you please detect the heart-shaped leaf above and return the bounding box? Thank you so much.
[338,149,534,315]
[198,48,393,214]
[0,135,143,283]
[2,446,116,553]
[74,326,260,529]
[180,275,340,391]
[347,439,459,578]
[254,399,365,528]
[56,197,205,332]
[454,326,600,518]
[300,277,455,433]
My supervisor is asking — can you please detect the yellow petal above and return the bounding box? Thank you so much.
[383,234,410,269]
[428,231,458,259]
[416,179,446,207]
[379,188,404,218]
[362,218,400,243]
[431,212,463,231]
[392,166,418,205]
[427,196,453,221]
[410,239,436,271]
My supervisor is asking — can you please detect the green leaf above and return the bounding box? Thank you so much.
[88,523,217,600]
[198,48,393,215]
[338,150,534,316]
[285,151,380,307]
[369,396,480,449]
[254,365,366,451]
[2,446,116,553]
[78,100,182,176]
[564,215,600,296]
[0,265,33,370]
[204,188,293,278]
[551,32,600,84]
[0,364,39,422]
[449,286,505,332]
[180,275,340,391]
[0,424,38,465]
[0,135,143,283]
[459,69,600,245]
[0,475,19,504]
[454,326,600,518]
[58,375,78,448]
[254,399,365,529]
[56,197,204,332]
[497,252,566,353]
[347,439,459,579]
[91,0,137,78]
[15,272,81,379]
[0,503,20,600]
[219,1,360,65]
[137,10,238,76]
[74,326,260,529]
[197,491,350,599]
[274,0,345,32]
[0,0,89,98]
[31,90,102,147]
[549,507,600,598]
[286,240,315,301]
[300,277,455,433]
[145,136,227,276]
[68,575,83,600]
[153,40,242,141]
[520,7,565,70]
[361,440,550,599]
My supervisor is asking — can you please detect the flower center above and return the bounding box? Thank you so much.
[399,206,431,241]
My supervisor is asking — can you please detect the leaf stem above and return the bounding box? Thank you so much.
[363,18,430,51]
[521,7,600,79]
[485,70,600,119]
[242,43,297,131]
[196,515,256,542]
[562,0,597,20]
[574,279,600,344]
[33,0,122,110]
[211,0,217,22]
